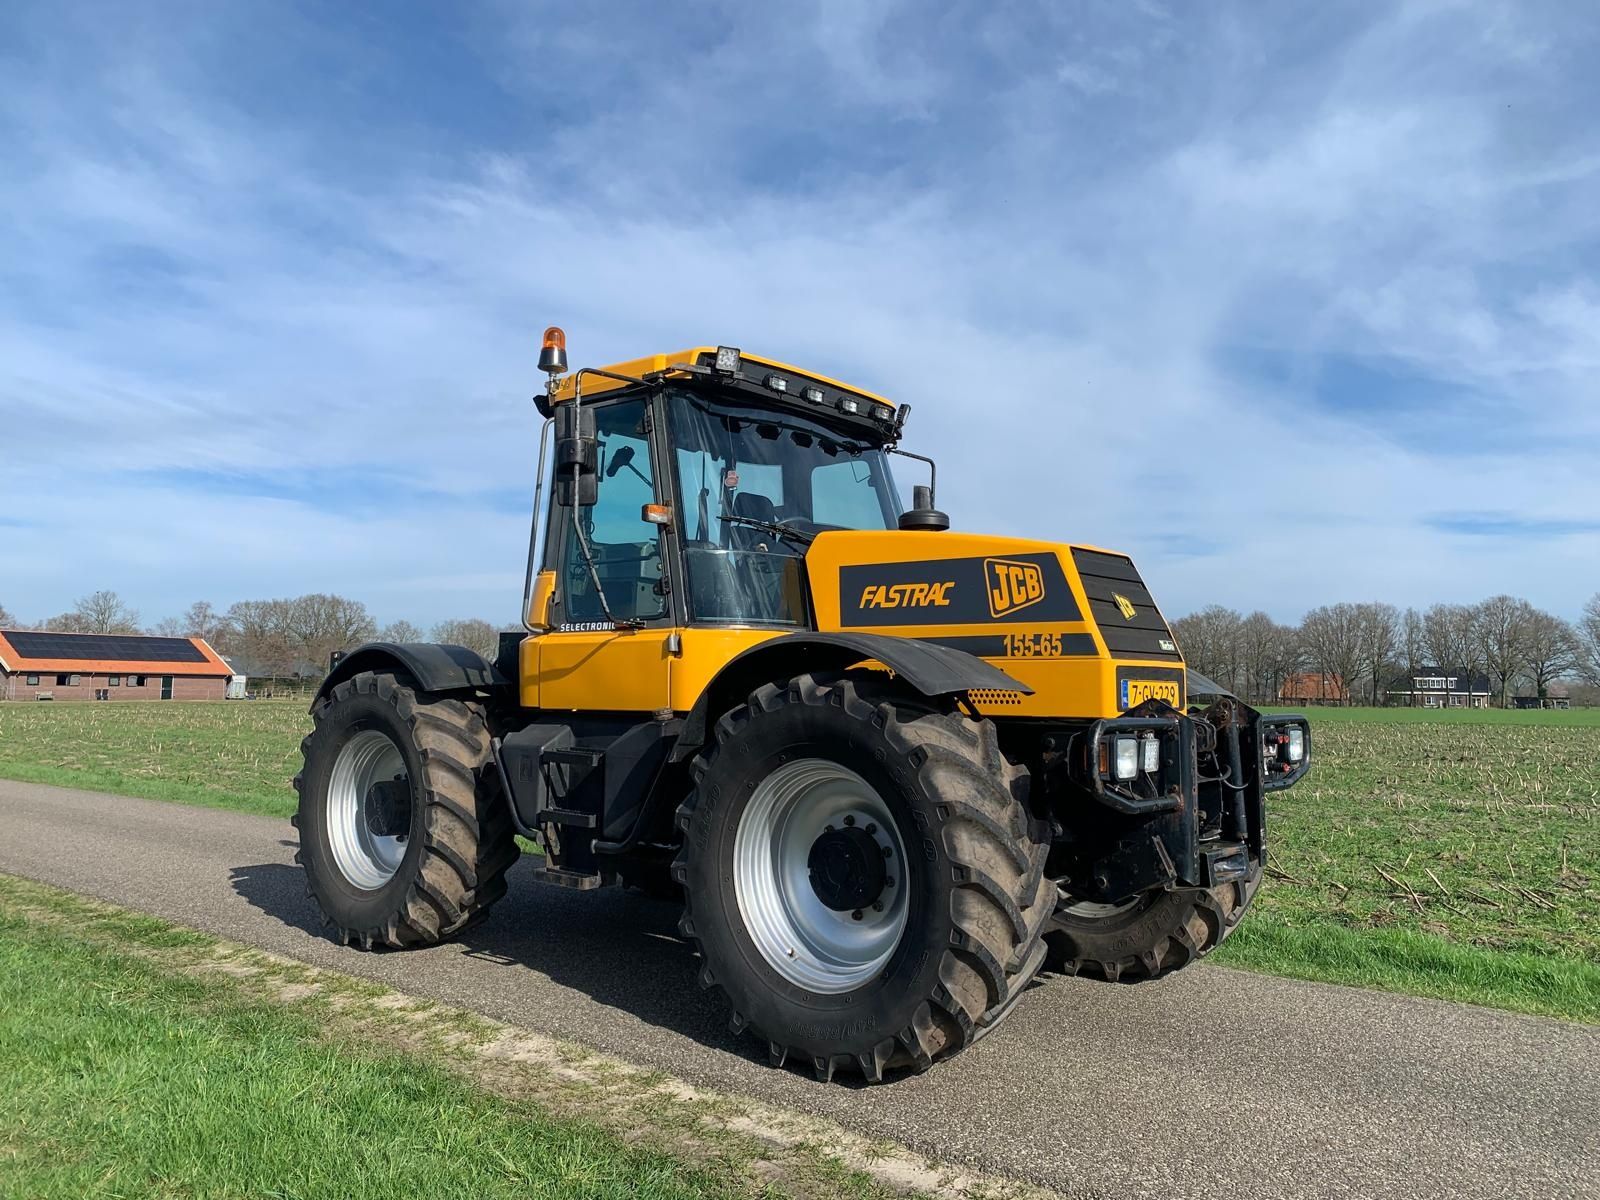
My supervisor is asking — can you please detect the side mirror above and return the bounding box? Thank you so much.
[554,404,598,507]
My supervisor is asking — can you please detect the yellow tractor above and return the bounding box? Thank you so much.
[294,331,1311,1082]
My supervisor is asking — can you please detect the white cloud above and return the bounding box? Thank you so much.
[2,0,1598,628]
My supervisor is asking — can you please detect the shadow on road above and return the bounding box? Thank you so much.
[228,856,772,1072]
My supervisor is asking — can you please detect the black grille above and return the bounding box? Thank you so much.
[4,631,209,664]
[1070,549,1182,661]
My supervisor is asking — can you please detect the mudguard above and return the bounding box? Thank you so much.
[675,631,1031,757]
[312,642,508,707]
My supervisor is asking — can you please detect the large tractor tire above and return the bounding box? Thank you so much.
[293,671,519,949]
[673,672,1053,1083]
[1045,865,1260,982]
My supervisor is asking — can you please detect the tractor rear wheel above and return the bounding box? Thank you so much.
[1045,864,1260,982]
[674,673,1053,1083]
[293,671,519,949]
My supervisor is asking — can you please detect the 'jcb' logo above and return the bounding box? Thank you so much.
[984,558,1045,617]
[1112,592,1137,621]
[859,581,954,610]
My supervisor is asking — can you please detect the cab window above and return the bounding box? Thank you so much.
[667,390,901,626]
[557,399,666,624]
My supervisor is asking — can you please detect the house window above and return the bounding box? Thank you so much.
[56,674,70,686]
[110,675,120,686]
[133,675,146,687]
[26,674,39,686]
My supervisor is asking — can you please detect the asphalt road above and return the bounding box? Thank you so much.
[1,779,1595,1200]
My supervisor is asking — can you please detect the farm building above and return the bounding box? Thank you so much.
[1512,688,1571,710]
[1278,672,1349,705]
[1385,669,1492,709]
[0,630,236,701]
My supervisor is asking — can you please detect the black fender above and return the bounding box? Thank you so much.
[1185,669,1235,701]
[674,631,1031,759]
[312,642,509,709]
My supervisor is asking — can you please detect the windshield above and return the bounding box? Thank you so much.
[668,390,902,625]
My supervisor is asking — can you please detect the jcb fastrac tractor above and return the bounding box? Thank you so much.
[295,331,1311,1083]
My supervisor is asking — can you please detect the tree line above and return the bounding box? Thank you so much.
[1,591,509,679]
[1172,593,1600,706]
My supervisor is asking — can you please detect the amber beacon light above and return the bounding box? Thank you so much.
[538,326,568,375]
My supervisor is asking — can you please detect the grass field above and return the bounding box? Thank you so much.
[1,699,1596,1021]
[0,875,910,1200]
[0,699,307,817]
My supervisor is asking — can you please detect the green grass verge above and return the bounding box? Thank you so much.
[1212,913,1600,1022]
[0,878,883,1200]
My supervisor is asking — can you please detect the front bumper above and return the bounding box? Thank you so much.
[1055,699,1310,904]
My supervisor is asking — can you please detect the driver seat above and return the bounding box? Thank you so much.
[729,491,781,550]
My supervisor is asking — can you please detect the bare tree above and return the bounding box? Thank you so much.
[1298,603,1365,705]
[1169,606,1245,693]
[1581,593,1600,686]
[431,618,501,661]
[289,594,377,672]
[52,590,142,634]
[1265,620,1305,703]
[0,601,13,627]
[226,598,298,678]
[1475,594,1534,707]
[1355,602,1400,706]
[1237,611,1279,703]
[152,601,233,646]
[378,619,424,643]
[1422,603,1485,705]
[1399,607,1427,706]
[1523,610,1581,700]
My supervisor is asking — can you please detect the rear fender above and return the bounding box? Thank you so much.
[313,642,508,708]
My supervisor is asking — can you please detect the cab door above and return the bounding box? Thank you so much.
[535,395,678,713]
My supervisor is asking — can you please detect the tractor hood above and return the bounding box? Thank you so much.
[803,530,1186,720]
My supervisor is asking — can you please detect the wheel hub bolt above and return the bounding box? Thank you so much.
[865,823,877,835]
[851,909,863,921]
[843,815,855,826]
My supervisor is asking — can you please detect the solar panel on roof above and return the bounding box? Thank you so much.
[5,631,209,664]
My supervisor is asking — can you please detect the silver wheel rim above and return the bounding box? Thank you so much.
[327,729,410,890]
[733,758,909,994]
[1061,896,1142,919]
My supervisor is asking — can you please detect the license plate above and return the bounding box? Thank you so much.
[1121,679,1180,709]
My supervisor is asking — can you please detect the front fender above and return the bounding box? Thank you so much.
[674,631,1030,758]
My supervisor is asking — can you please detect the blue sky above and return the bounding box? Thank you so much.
[3,0,1598,629]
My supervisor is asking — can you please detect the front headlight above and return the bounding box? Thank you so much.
[1140,734,1160,773]
[1113,736,1139,780]
[1286,727,1305,763]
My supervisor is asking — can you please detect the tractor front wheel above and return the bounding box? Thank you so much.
[1045,865,1260,982]
[674,673,1053,1083]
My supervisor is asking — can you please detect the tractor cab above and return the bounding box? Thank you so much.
[522,340,935,670]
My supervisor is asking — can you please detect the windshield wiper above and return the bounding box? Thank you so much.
[717,514,815,547]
